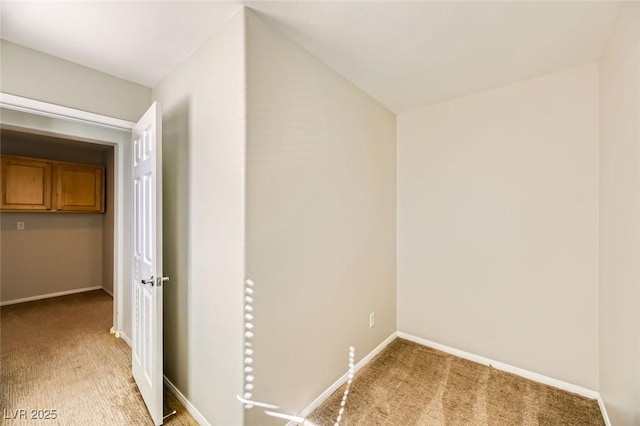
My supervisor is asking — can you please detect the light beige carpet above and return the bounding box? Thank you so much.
[307,338,604,426]
[0,290,197,425]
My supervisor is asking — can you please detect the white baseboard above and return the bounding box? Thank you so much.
[164,376,210,426]
[286,332,398,426]
[119,331,132,347]
[102,287,114,297]
[109,327,131,347]
[397,332,600,400]
[596,394,612,426]
[0,286,103,306]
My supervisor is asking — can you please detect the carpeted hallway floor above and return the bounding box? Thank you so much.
[0,290,197,425]
[307,338,604,426]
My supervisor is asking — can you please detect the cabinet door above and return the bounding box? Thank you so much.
[0,157,53,211]
[55,163,105,212]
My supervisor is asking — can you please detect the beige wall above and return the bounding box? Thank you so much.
[599,4,640,424]
[397,64,600,390]
[0,39,151,122]
[0,133,106,164]
[245,10,397,425]
[151,7,246,425]
[1,213,103,303]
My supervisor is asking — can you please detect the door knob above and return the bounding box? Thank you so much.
[141,276,169,286]
[141,276,154,285]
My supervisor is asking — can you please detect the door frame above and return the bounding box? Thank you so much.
[0,92,135,338]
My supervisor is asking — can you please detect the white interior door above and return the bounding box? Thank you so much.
[132,102,165,425]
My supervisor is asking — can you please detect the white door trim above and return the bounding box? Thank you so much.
[0,92,135,336]
[0,93,135,131]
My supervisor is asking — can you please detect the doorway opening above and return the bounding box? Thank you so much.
[0,96,134,338]
[0,128,116,312]
[0,94,175,425]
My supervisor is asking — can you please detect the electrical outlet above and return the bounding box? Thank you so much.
[17,221,25,230]
[369,312,375,328]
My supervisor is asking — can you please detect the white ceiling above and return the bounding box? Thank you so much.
[0,1,242,89]
[0,1,622,113]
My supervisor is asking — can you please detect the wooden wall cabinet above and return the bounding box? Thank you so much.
[55,163,104,212]
[0,155,105,213]
[0,156,53,211]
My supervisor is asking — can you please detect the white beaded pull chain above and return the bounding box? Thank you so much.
[238,278,355,426]
[243,278,256,409]
[334,346,355,426]
[237,278,280,411]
